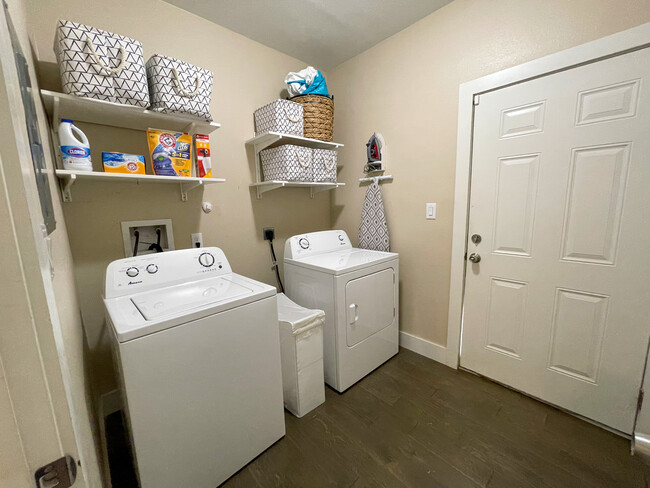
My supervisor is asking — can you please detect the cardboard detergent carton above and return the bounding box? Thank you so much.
[194,134,212,178]
[147,129,192,177]
[102,152,146,174]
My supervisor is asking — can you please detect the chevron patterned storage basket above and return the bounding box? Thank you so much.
[312,149,337,182]
[54,20,149,107]
[254,100,303,136]
[146,55,214,121]
[260,145,312,182]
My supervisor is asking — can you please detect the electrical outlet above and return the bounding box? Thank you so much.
[263,227,275,241]
[192,233,203,248]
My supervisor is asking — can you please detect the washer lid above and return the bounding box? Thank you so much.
[131,276,254,320]
[286,249,398,275]
[105,273,276,342]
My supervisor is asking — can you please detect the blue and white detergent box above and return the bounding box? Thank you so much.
[102,152,146,174]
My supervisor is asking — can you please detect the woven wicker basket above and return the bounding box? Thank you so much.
[290,94,334,142]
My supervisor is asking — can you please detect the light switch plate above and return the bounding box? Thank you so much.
[426,203,437,220]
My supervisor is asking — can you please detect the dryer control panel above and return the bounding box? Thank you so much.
[105,247,231,298]
[285,230,352,260]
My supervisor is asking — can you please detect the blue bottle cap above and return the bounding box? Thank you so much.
[61,118,74,123]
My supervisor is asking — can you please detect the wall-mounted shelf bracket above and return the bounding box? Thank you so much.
[359,175,394,184]
[60,172,76,202]
[180,180,204,201]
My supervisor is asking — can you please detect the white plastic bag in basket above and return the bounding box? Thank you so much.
[285,66,318,97]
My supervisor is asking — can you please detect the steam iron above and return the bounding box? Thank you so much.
[365,133,384,172]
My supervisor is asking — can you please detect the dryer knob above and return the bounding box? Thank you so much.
[126,267,139,278]
[299,238,309,249]
[338,234,345,242]
[146,264,158,274]
[199,252,215,267]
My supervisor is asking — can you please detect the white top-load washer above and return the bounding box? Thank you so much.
[104,247,285,488]
[284,230,399,392]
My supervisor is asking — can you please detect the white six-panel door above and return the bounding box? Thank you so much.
[461,47,650,434]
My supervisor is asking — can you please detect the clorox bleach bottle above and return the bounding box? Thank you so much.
[59,119,92,171]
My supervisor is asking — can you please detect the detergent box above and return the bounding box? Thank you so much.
[147,129,193,177]
[194,134,212,178]
[102,152,146,174]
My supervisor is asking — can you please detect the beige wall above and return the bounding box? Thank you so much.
[328,0,650,347]
[26,0,330,396]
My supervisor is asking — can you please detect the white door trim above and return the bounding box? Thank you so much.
[446,21,650,369]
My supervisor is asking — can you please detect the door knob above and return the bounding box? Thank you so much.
[468,253,481,263]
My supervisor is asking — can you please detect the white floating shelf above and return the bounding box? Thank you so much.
[41,90,221,134]
[55,169,225,202]
[245,132,344,152]
[250,180,345,199]
[246,132,344,198]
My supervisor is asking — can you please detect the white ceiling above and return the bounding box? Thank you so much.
[163,0,453,70]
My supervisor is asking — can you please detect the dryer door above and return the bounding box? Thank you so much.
[346,268,395,347]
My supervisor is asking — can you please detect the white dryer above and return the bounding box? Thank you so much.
[284,230,399,392]
[104,247,285,488]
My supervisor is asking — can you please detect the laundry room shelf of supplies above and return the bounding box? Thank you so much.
[55,169,225,202]
[245,131,344,198]
[40,90,221,134]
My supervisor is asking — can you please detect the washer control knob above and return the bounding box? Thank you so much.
[199,252,215,267]
[299,238,309,249]
[146,264,158,274]
[338,234,345,242]
[126,267,139,278]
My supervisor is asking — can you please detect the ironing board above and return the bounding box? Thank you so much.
[359,180,390,252]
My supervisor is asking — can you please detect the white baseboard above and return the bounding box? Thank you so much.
[399,331,447,365]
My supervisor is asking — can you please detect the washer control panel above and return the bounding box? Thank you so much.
[105,247,231,299]
[284,230,352,259]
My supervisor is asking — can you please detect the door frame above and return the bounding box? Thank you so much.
[0,2,101,486]
[446,21,650,369]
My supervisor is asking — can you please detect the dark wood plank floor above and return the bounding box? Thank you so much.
[223,348,650,488]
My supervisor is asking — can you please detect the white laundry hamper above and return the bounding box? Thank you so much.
[54,20,149,107]
[277,293,325,418]
[260,144,312,182]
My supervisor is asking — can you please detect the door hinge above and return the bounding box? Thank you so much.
[35,455,77,488]
[473,95,480,106]
[393,307,396,318]
[638,388,645,414]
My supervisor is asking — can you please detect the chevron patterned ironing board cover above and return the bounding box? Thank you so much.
[359,181,390,252]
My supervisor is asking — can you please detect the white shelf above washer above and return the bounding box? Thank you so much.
[245,131,344,152]
[245,132,344,198]
[41,90,221,134]
[55,169,225,202]
[251,180,345,199]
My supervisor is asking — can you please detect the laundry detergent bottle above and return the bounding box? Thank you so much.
[59,119,92,171]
